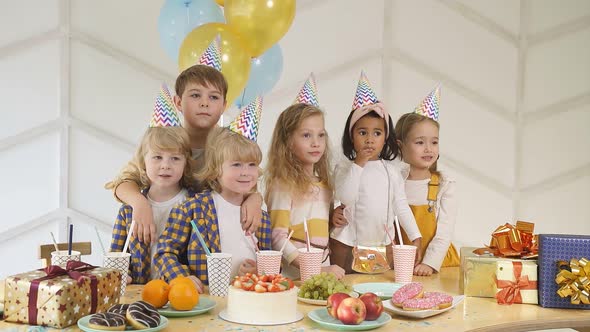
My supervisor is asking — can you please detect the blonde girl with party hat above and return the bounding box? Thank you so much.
[106,84,199,284]
[394,86,460,276]
[329,71,422,273]
[154,97,272,293]
[265,74,345,280]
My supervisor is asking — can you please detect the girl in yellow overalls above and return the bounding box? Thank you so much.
[394,86,460,276]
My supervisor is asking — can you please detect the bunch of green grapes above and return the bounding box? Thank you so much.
[298,272,352,300]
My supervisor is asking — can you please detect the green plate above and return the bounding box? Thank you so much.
[158,297,216,317]
[308,308,391,331]
[352,282,403,299]
[78,314,168,332]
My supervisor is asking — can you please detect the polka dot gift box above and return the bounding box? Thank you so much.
[3,261,122,328]
[538,234,590,309]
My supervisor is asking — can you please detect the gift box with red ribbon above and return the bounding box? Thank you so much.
[3,261,122,328]
[495,260,538,304]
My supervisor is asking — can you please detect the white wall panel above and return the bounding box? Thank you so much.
[0,40,60,140]
[0,132,59,233]
[457,0,521,36]
[0,0,58,47]
[529,0,590,35]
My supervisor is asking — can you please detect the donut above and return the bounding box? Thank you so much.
[106,303,129,316]
[402,297,439,311]
[391,282,424,307]
[126,300,161,329]
[87,312,126,331]
[424,292,453,309]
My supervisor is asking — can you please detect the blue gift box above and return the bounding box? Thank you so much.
[538,234,590,309]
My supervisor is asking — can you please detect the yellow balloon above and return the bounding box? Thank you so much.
[215,0,224,6]
[225,0,295,57]
[178,23,251,108]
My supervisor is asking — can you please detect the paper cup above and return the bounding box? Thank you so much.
[393,245,417,283]
[103,252,131,296]
[51,250,81,268]
[256,250,282,275]
[298,248,323,282]
[207,253,232,297]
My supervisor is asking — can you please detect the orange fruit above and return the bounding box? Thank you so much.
[142,279,170,308]
[169,283,199,311]
[169,276,194,289]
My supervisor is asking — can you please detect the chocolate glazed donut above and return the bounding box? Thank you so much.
[87,312,126,331]
[106,303,129,316]
[126,300,161,329]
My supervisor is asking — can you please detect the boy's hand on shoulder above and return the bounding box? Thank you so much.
[241,192,263,233]
[131,199,156,244]
[414,263,434,276]
[238,259,257,276]
[321,265,345,280]
[330,205,348,228]
[188,275,204,294]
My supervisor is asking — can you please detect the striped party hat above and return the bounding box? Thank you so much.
[292,73,320,107]
[197,35,222,72]
[414,85,440,121]
[150,84,181,127]
[351,70,379,111]
[229,96,263,141]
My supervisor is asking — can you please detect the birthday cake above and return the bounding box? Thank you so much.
[225,273,299,325]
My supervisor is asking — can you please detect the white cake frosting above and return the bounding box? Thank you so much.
[226,286,298,324]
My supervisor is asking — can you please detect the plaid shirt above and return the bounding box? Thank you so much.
[154,190,272,285]
[110,189,196,284]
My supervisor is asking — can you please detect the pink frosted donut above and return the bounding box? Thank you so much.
[424,292,453,309]
[402,297,439,311]
[391,282,424,307]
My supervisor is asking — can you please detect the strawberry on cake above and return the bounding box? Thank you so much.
[224,273,300,325]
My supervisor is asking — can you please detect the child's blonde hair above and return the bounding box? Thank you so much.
[197,126,262,193]
[265,103,333,203]
[394,113,440,172]
[105,127,198,192]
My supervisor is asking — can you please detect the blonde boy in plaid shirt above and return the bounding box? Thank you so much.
[155,99,271,293]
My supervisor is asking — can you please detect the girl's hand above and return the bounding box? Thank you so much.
[411,238,423,265]
[414,263,435,276]
[130,199,156,244]
[188,275,205,293]
[241,193,263,233]
[321,265,345,280]
[238,259,257,276]
[354,148,373,167]
[330,205,348,228]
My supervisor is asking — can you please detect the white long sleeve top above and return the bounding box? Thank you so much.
[331,159,421,246]
[400,164,457,272]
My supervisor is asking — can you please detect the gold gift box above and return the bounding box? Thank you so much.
[3,265,121,328]
[460,247,537,298]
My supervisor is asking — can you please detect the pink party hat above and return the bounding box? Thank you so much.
[229,96,263,141]
[293,73,320,107]
[150,84,181,127]
[351,70,379,111]
[414,85,440,121]
[197,35,222,72]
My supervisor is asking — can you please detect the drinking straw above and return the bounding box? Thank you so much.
[94,226,107,255]
[49,232,60,252]
[279,230,294,254]
[383,223,396,246]
[248,233,260,253]
[190,220,211,256]
[394,216,404,246]
[303,217,311,252]
[122,220,135,254]
[68,224,73,255]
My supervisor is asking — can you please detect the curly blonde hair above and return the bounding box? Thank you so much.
[197,126,262,193]
[105,127,199,192]
[264,103,333,203]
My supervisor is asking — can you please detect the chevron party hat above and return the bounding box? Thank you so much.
[292,73,320,107]
[197,35,222,72]
[414,85,440,121]
[150,84,181,127]
[229,96,263,141]
[351,70,379,111]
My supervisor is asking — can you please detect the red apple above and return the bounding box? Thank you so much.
[359,292,383,320]
[336,297,366,325]
[326,292,350,318]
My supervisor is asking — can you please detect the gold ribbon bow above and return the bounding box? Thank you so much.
[496,261,537,305]
[555,257,590,305]
[474,221,538,259]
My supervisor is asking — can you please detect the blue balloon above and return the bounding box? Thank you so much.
[235,44,284,109]
[158,0,224,61]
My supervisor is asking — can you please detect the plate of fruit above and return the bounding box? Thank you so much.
[297,272,354,305]
[307,292,391,330]
[142,277,210,317]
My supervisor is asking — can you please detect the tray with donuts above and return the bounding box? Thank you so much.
[77,301,169,332]
[382,282,465,319]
